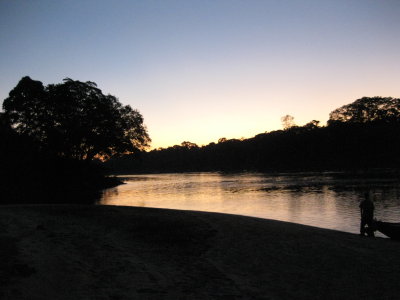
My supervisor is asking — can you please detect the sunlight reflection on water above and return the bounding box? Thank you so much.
[99,172,400,235]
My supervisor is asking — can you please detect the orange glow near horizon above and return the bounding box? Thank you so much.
[1,1,399,150]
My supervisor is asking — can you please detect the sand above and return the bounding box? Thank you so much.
[1,205,400,299]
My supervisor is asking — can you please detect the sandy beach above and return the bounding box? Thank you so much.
[1,205,400,299]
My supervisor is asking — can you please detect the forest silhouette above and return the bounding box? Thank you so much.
[1,77,400,203]
[105,97,400,174]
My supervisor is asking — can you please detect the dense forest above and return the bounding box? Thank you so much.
[2,76,400,204]
[105,97,400,174]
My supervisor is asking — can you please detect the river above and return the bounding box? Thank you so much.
[99,171,400,235]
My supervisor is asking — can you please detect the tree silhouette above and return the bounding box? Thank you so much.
[104,96,400,173]
[281,115,295,129]
[304,120,320,129]
[328,97,400,125]
[181,141,199,149]
[3,76,151,160]
[218,137,227,143]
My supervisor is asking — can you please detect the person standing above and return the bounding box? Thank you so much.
[359,192,375,237]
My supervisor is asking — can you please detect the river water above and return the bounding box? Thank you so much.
[99,171,400,235]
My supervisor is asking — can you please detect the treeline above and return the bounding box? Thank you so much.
[105,97,400,173]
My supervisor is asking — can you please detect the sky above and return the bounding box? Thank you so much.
[1,0,399,149]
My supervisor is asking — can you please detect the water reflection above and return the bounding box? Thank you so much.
[99,172,400,235]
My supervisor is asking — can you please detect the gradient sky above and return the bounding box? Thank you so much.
[1,0,399,149]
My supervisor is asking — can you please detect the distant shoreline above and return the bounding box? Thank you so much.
[2,205,400,299]
[107,167,400,176]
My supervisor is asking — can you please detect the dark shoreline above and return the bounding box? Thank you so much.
[2,204,400,299]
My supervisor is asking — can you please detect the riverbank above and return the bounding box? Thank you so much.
[1,205,400,299]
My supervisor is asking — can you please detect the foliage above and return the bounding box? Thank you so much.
[106,96,400,174]
[3,76,150,160]
[328,97,400,125]
[0,76,148,203]
[281,115,295,129]
[105,120,400,173]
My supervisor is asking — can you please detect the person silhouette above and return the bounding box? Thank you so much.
[359,192,375,237]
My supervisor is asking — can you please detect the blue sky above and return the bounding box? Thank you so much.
[1,0,399,148]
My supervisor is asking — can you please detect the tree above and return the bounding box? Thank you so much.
[3,76,151,160]
[281,115,295,129]
[304,120,320,129]
[181,141,199,149]
[218,137,227,143]
[328,97,400,125]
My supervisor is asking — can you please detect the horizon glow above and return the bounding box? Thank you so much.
[1,0,399,149]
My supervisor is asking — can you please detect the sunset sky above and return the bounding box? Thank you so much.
[1,0,399,149]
